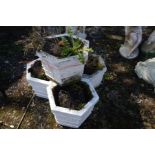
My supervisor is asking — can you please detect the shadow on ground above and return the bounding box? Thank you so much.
[80,27,155,129]
[0,27,36,102]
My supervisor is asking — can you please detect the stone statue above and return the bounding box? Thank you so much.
[66,26,87,39]
[135,58,155,92]
[119,26,142,59]
[33,26,65,36]
[141,30,155,56]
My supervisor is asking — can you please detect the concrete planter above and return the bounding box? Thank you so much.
[83,55,107,88]
[47,78,99,128]
[26,59,51,99]
[37,33,89,84]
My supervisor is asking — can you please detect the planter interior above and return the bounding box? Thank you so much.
[52,80,93,110]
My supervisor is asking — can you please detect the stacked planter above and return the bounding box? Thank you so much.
[26,33,107,128]
[36,33,89,84]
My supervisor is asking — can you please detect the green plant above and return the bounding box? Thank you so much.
[76,102,85,110]
[59,27,92,63]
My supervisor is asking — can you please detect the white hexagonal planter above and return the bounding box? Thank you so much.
[83,55,107,88]
[47,78,99,128]
[26,59,51,99]
[36,33,89,84]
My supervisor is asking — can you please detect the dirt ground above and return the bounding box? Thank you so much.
[0,26,155,129]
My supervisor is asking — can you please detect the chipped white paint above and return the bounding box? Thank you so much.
[37,33,89,84]
[26,59,51,99]
[47,78,99,128]
[135,58,155,92]
[83,56,107,88]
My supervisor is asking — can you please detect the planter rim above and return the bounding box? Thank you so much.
[37,50,88,62]
[45,33,89,43]
[47,78,99,117]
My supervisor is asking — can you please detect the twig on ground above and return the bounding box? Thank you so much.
[17,93,35,129]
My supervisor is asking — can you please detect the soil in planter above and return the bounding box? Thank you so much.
[84,54,105,75]
[28,60,49,81]
[52,81,93,110]
[42,36,84,58]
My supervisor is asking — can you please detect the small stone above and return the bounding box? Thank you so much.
[13,110,16,114]
[141,84,145,87]
[4,60,9,64]
[137,99,143,104]
[30,102,35,107]
[22,107,25,111]
[10,125,14,128]
[38,116,42,120]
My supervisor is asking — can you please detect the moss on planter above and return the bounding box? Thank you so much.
[52,81,93,110]
[84,54,105,75]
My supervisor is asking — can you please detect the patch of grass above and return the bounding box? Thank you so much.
[104,73,116,81]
